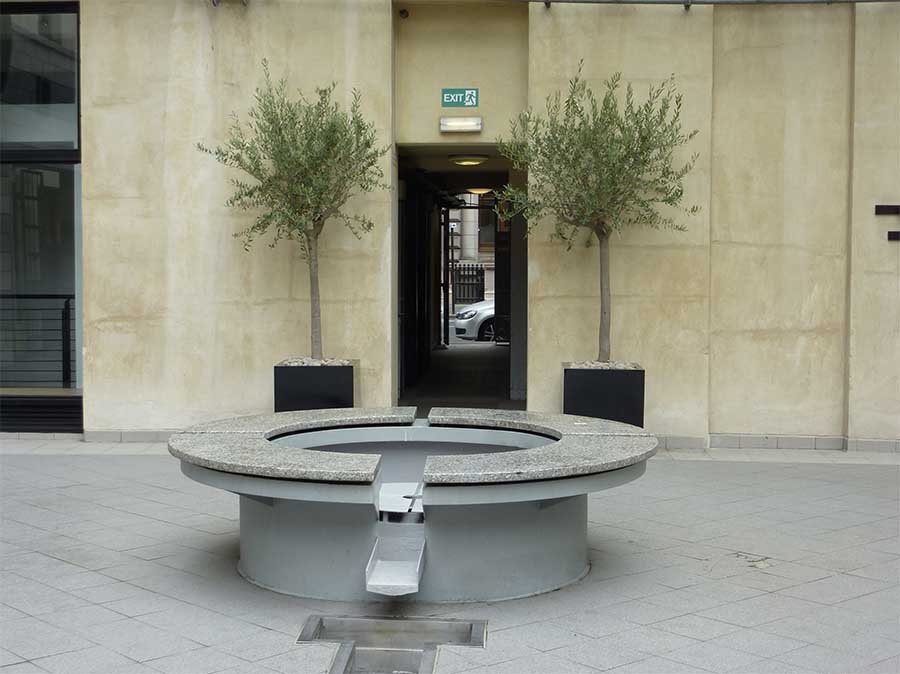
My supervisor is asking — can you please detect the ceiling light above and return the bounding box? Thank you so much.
[449,154,489,167]
[467,188,493,195]
[440,117,483,133]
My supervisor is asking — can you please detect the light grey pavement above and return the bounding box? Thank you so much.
[0,439,897,674]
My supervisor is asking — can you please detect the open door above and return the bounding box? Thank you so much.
[396,146,524,414]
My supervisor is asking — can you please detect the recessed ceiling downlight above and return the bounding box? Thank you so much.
[449,155,489,167]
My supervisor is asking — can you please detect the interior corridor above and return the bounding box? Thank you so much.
[398,343,523,416]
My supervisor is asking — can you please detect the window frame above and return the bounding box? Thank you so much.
[1,2,83,393]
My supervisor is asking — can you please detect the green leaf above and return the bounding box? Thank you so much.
[495,69,699,245]
[198,60,391,254]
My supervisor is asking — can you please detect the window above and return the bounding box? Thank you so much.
[0,3,81,392]
[1,5,79,154]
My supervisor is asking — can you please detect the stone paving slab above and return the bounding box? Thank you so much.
[0,450,896,674]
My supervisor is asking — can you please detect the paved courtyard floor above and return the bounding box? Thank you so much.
[0,440,897,674]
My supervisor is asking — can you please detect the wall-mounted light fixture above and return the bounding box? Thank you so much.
[449,155,489,167]
[467,188,493,195]
[440,117,483,133]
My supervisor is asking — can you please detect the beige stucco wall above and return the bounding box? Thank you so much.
[709,6,853,436]
[526,3,897,443]
[394,2,528,145]
[77,1,898,440]
[526,4,714,439]
[846,3,900,442]
[81,0,395,431]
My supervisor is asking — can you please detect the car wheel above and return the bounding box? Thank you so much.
[477,319,495,342]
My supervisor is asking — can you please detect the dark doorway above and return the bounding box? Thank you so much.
[397,146,525,415]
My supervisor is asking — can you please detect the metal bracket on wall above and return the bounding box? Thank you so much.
[875,205,900,242]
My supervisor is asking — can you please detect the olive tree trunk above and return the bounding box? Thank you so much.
[598,231,611,362]
[306,231,323,360]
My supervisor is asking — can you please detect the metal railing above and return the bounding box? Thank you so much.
[452,264,486,308]
[0,294,76,388]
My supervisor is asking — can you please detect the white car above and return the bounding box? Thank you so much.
[453,299,495,341]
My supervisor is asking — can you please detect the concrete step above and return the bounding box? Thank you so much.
[365,534,425,596]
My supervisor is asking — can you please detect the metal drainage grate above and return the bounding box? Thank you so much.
[297,615,487,674]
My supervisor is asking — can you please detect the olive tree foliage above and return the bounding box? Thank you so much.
[497,66,699,362]
[198,61,389,360]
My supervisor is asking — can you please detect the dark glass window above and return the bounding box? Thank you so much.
[1,10,79,151]
[0,163,79,388]
[1,5,80,393]
[0,164,77,295]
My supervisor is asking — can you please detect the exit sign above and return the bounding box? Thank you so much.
[442,88,479,108]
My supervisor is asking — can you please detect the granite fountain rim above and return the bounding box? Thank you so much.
[168,406,658,485]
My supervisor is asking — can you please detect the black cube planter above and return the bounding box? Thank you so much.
[274,362,354,412]
[563,363,645,427]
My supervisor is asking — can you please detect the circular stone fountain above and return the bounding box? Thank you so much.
[168,407,657,602]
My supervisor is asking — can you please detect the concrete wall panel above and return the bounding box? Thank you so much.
[709,6,853,436]
[847,3,900,441]
[526,4,713,439]
[81,0,394,431]
[394,2,528,145]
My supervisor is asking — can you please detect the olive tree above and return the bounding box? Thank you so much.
[497,66,698,362]
[199,61,389,360]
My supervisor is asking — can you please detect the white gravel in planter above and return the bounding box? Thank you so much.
[277,357,353,367]
[564,360,643,370]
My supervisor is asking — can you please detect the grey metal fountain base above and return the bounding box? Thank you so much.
[236,490,589,602]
